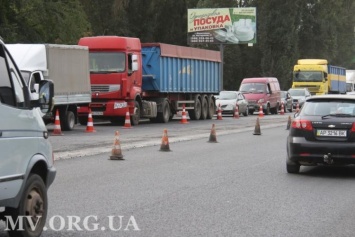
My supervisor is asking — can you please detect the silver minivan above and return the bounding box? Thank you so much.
[0,39,55,237]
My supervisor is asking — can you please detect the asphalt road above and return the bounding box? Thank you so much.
[2,120,355,237]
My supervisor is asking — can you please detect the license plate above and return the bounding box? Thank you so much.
[316,129,347,137]
[114,102,127,109]
[92,111,103,116]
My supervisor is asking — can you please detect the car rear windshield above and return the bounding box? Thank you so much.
[301,100,355,116]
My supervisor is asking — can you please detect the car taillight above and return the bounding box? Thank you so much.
[291,120,313,131]
[351,123,355,132]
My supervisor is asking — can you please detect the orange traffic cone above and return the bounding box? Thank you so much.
[253,117,262,135]
[160,129,171,152]
[85,109,96,133]
[109,131,124,160]
[258,104,264,118]
[234,104,240,119]
[180,104,189,124]
[52,109,63,136]
[296,102,300,113]
[123,108,132,128]
[208,124,218,143]
[217,104,223,120]
[280,102,285,115]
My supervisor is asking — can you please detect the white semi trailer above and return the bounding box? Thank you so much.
[7,44,91,130]
[346,70,355,93]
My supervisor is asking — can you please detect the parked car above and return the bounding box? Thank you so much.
[215,91,249,116]
[286,94,355,173]
[280,91,293,112]
[288,88,311,109]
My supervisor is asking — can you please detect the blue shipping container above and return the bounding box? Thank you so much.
[141,43,221,93]
[328,65,346,93]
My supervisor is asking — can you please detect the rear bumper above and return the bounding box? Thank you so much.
[287,136,355,165]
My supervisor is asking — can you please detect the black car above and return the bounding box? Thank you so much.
[287,95,355,173]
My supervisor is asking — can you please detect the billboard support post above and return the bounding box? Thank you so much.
[220,44,224,90]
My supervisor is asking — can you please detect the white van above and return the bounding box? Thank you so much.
[0,39,55,236]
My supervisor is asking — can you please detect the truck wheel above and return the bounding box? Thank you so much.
[78,116,88,126]
[200,97,208,120]
[157,100,170,123]
[189,97,201,120]
[206,96,215,119]
[7,174,47,237]
[131,101,141,126]
[61,110,75,131]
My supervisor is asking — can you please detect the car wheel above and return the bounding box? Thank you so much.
[286,160,300,174]
[7,174,47,237]
[264,104,270,115]
[243,106,248,116]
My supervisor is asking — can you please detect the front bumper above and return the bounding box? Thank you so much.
[287,136,355,165]
[46,166,56,188]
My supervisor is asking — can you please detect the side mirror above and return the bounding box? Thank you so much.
[32,79,54,114]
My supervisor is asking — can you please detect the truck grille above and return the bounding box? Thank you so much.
[91,85,109,92]
[91,84,120,93]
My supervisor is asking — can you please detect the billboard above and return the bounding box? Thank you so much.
[187,8,257,44]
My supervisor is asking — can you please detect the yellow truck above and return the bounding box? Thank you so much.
[292,59,346,95]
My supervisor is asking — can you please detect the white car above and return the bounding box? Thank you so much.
[215,91,249,116]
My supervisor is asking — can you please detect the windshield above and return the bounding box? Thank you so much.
[89,52,125,73]
[240,83,266,93]
[301,100,355,116]
[218,91,237,100]
[20,71,31,85]
[293,71,323,82]
[289,89,305,97]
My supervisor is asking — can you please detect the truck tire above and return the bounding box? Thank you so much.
[61,110,75,131]
[200,96,208,120]
[189,97,201,120]
[130,101,141,126]
[157,100,170,123]
[7,174,47,237]
[206,95,215,119]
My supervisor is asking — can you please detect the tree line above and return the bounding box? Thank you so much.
[0,0,354,90]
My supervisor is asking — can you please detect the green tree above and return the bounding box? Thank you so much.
[1,0,90,44]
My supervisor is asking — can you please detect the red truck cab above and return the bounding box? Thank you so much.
[78,36,142,125]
